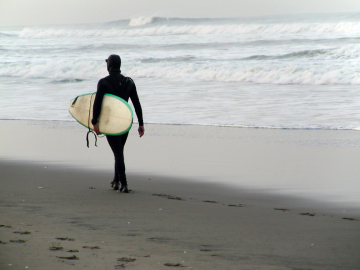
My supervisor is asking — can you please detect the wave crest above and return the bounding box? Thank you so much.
[128,17,154,26]
[18,21,360,38]
[1,58,360,85]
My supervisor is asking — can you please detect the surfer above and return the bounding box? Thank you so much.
[92,54,144,193]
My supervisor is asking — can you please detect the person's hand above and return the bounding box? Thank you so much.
[93,124,100,135]
[138,126,145,138]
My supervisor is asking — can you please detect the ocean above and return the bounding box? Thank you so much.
[1,12,360,129]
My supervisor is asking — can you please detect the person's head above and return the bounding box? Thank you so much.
[106,54,121,73]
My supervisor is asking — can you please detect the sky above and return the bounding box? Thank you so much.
[1,0,360,27]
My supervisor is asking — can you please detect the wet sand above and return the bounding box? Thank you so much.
[0,120,360,269]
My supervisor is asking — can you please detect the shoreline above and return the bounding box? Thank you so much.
[2,119,360,208]
[3,118,360,130]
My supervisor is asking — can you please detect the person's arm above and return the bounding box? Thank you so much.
[91,79,106,135]
[129,81,144,137]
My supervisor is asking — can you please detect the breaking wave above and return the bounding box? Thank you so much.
[128,17,154,26]
[2,58,360,85]
[17,21,360,38]
[127,65,360,85]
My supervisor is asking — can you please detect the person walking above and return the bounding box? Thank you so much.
[92,54,144,193]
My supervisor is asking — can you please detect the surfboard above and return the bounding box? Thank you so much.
[69,93,133,136]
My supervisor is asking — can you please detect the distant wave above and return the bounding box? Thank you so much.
[243,49,330,60]
[0,59,104,80]
[140,56,197,63]
[128,17,154,26]
[139,49,332,63]
[50,78,84,84]
[109,16,235,27]
[17,21,360,38]
[109,13,360,26]
[3,38,355,54]
[127,65,360,85]
[0,31,17,37]
[1,57,360,85]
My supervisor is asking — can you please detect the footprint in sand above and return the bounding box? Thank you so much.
[117,257,136,263]
[300,212,315,216]
[342,217,359,221]
[114,257,136,269]
[13,231,31,234]
[153,194,184,201]
[164,262,185,267]
[274,208,290,212]
[49,246,64,251]
[228,204,245,207]
[82,245,100,249]
[55,237,75,241]
[9,239,27,243]
[56,255,79,260]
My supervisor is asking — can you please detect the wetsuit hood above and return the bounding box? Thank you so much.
[106,54,121,73]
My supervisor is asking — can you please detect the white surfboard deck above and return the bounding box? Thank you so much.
[69,93,133,136]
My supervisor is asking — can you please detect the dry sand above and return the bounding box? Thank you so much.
[0,120,360,269]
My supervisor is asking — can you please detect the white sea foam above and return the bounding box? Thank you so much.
[0,60,104,80]
[128,63,360,85]
[128,17,154,26]
[17,21,360,38]
[1,57,360,85]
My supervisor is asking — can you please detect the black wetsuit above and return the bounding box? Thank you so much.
[92,72,143,186]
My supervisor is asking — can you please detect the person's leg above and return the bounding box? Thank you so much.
[121,132,129,148]
[111,163,119,190]
[106,134,127,187]
[110,132,129,189]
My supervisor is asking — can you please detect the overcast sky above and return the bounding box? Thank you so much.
[1,0,360,27]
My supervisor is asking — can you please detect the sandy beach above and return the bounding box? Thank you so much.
[1,120,360,269]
